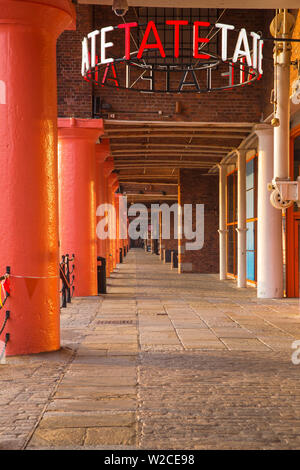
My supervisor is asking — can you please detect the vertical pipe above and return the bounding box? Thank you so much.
[273,10,293,180]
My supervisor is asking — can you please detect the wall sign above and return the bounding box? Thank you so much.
[81,21,263,93]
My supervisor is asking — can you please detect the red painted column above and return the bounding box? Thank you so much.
[103,160,114,277]
[107,174,118,274]
[112,181,120,270]
[119,195,127,256]
[114,194,120,265]
[58,118,103,297]
[96,141,111,260]
[0,1,75,355]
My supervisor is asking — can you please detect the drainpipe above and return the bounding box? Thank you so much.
[272,9,294,181]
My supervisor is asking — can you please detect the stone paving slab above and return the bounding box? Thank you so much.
[1,249,300,449]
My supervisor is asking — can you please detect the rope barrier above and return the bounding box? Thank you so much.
[0,268,10,362]
[0,271,10,311]
[10,275,58,279]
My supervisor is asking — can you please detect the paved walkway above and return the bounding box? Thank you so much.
[1,248,300,449]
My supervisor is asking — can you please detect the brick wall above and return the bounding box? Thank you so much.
[178,170,219,273]
[57,6,275,123]
[57,4,93,118]
[159,209,178,261]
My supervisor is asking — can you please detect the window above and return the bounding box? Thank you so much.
[226,171,237,276]
[226,155,258,282]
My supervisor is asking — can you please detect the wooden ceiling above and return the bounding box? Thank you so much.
[102,120,254,203]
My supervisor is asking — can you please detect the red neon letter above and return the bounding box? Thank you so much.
[102,64,119,88]
[137,21,165,59]
[193,21,210,59]
[166,20,188,58]
[118,22,138,60]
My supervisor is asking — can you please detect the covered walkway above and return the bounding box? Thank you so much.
[1,249,300,450]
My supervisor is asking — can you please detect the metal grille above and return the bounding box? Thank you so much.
[137,7,219,66]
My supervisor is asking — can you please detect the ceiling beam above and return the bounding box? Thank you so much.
[106,133,248,139]
[106,127,250,134]
[112,150,226,156]
[120,181,178,185]
[114,159,219,165]
[104,120,255,128]
[110,143,233,150]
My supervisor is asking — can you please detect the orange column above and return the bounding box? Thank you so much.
[107,174,118,274]
[58,118,103,297]
[96,141,111,260]
[114,194,120,265]
[103,160,114,277]
[0,1,75,355]
[118,195,127,257]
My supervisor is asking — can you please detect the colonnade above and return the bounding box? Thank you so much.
[218,125,284,299]
[0,0,128,356]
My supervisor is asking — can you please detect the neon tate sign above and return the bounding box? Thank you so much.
[81,21,264,93]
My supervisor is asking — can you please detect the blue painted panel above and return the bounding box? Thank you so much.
[247,251,255,281]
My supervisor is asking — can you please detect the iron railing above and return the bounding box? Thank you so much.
[60,254,75,308]
[0,267,10,361]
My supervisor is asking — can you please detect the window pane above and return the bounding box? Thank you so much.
[234,173,238,222]
[247,251,255,281]
[227,174,234,223]
[246,188,255,219]
[228,225,235,274]
[246,221,255,250]
[246,159,254,190]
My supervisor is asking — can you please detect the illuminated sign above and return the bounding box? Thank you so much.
[81,21,263,93]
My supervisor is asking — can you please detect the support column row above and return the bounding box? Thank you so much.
[0,0,75,355]
[218,125,283,298]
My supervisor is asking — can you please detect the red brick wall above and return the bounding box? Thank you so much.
[178,170,219,273]
[57,4,93,118]
[159,209,178,260]
[57,6,275,123]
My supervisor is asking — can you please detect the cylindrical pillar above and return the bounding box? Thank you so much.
[0,1,75,355]
[218,164,228,280]
[118,195,127,254]
[236,149,247,288]
[96,141,110,259]
[114,193,120,264]
[107,174,118,274]
[255,124,283,298]
[103,160,114,277]
[58,118,103,297]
